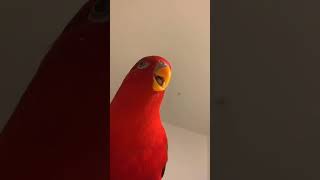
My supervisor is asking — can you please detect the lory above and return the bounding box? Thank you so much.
[110,56,172,180]
[0,0,108,179]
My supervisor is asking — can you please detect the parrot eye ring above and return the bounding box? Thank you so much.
[137,61,149,69]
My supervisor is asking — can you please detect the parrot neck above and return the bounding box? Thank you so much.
[111,83,165,125]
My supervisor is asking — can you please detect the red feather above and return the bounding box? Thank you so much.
[110,56,170,180]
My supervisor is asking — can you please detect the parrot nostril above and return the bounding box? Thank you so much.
[155,75,165,86]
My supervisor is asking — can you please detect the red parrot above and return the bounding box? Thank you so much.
[0,0,109,179]
[110,56,172,180]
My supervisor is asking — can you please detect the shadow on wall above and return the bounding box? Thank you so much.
[163,122,210,180]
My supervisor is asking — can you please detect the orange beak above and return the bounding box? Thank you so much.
[153,62,172,91]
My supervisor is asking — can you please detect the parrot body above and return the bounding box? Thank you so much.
[110,56,171,180]
[0,0,109,179]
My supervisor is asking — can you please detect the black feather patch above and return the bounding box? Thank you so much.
[161,164,166,178]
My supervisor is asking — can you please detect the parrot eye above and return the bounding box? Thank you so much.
[137,61,149,69]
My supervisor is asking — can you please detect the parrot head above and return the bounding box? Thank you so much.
[122,56,172,93]
[112,56,172,114]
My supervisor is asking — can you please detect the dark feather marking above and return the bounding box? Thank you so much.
[161,164,166,178]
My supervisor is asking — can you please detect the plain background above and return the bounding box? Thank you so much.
[214,0,320,179]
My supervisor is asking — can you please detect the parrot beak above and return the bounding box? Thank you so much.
[153,62,172,91]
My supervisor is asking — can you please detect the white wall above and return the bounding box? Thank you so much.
[162,122,210,180]
[111,0,210,135]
